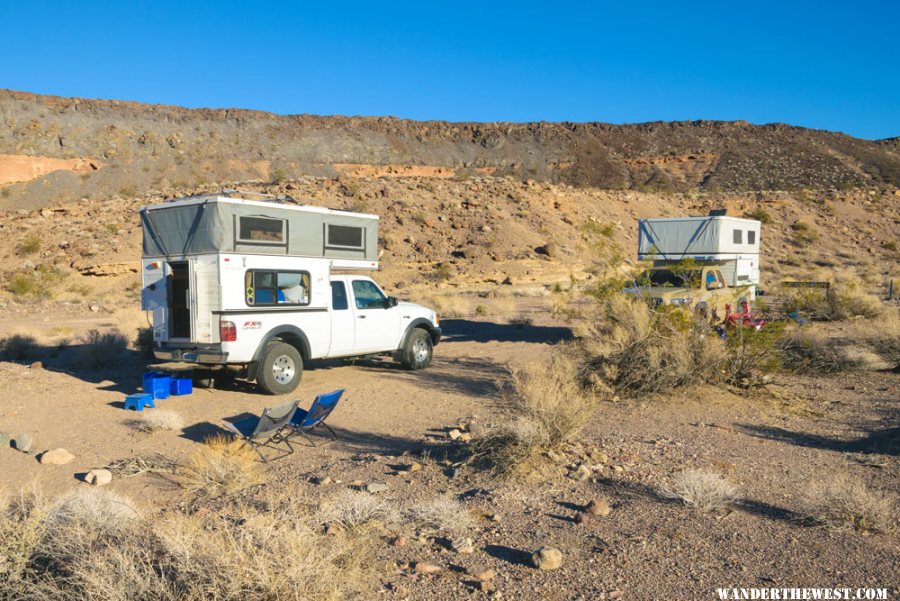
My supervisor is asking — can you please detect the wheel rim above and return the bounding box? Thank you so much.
[412,338,429,363]
[272,355,295,384]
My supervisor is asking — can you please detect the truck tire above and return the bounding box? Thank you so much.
[257,341,303,395]
[400,329,433,370]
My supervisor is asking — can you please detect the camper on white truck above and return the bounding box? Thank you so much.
[139,194,441,394]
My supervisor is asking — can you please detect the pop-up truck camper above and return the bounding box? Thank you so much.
[626,213,762,316]
[140,194,441,394]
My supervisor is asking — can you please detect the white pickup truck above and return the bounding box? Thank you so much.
[141,195,441,394]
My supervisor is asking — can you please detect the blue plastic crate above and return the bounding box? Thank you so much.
[143,371,171,400]
[170,377,193,396]
[124,393,155,411]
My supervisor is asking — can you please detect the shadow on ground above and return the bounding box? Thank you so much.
[439,319,573,344]
[736,424,900,456]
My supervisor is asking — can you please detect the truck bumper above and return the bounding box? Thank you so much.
[154,347,229,364]
[432,326,442,346]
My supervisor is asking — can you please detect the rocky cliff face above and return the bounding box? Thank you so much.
[1,89,899,210]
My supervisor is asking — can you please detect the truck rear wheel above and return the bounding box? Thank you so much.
[400,329,433,370]
[257,341,303,395]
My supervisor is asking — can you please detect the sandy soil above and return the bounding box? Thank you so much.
[0,305,896,600]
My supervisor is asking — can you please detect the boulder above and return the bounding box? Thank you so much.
[14,433,33,453]
[85,469,113,486]
[39,448,75,465]
[531,546,563,571]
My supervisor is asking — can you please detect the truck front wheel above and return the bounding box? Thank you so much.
[400,329,433,370]
[257,341,303,395]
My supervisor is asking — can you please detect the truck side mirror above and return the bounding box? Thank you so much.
[384,296,398,308]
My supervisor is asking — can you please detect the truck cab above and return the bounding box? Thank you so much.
[624,265,746,319]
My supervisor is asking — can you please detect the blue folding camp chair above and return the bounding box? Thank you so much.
[222,399,299,462]
[287,389,344,447]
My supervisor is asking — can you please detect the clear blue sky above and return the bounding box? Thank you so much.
[1,1,897,139]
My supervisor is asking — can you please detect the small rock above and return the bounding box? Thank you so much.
[608,591,624,599]
[14,433,33,453]
[584,499,611,517]
[0,432,10,447]
[408,462,422,472]
[451,536,475,554]
[612,465,624,473]
[85,469,112,486]
[89,303,100,313]
[531,546,563,571]
[478,581,495,593]
[39,448,75,465]
[415,562,442,574]
[29,361,43,370]
[349,479,364,487]
[313,476,333,485]
[570,464,591,481]
[366,482,389,493]
[469,566,495,581]
[591,451,609,463]
[448,428,462,440]
[489,513,502,522]
[458,432,472,443]
[392,535,408,547]
[325,523,341,536]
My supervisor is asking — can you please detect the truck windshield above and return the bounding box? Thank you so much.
[637,270,701,287]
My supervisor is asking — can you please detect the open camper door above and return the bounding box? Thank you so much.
[141,260,169,342]
[191,255,219,343]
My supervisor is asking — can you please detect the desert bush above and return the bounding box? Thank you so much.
[132,410,184,433]
[321,490,400,531]
[0,489,372,600]
[790,220,819,245]
[799,475,894,532]
[580,296,726,396]
[0,334,40,360]
[783,284,882,321]
[748,206,773,224]
[660,469,738,512]
[418,294,472,318]
[133,327,154,358]
[777,329,880,373]
[471,353,594,476]
[174,435,267,497]
[17,233,41,255]
[722,322,785,385]
[79,329,128,369]
[405,496,473,532]
[6,265,65,301]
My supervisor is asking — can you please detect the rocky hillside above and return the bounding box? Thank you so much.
[2,89,900,210]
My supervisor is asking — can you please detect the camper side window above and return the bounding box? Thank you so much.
[748,230,756,244]
[325,224,365,250]
[245,270,310,306]
[237,216,286,245]
[733,229,743,244]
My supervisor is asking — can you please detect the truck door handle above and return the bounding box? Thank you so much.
[358,315,366,319]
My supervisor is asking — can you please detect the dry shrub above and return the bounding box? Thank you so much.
[133,327,154,358]
[405,496,473,532]
[844,309,900,369]
[321,490,400,531]
[0,489,372,600]
[79,329,128,370]
[783,283,883,321]
[660,469,738,512]
[580,296,726,396]
[778,329,883,373]
[799,475,894,532]
[131,410,184,433]
[471,353,594,476]
[174,435,267,497]
[419,294,472,318]
[0,334,40,360]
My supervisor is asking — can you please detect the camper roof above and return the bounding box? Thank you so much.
[640,215,758,225]
[140,195,379,221]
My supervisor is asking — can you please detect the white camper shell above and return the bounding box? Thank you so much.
[139,195,441,394]
[637,216,761,290]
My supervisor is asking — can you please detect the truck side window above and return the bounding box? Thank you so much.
[733,229,743,244]
[245,270,310,306]
[705,271,718,290]
[352,280,386,310]
[331,281,349,311]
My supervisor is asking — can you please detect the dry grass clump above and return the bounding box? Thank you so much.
[778,329,883,373]
[417,293,473,318]
[799,475,894,532]
[174,435,267,497]
[79,329,128,369]
[783,283,883,321]
[660,469,738,512]
[321,490,400,531]
[471,353,594,476]
[405,495,473,532]
[130,409,184,433]
[845,309,900,369]
[580,296,726,396]
[0,334,40,360]
[0,489,373,600]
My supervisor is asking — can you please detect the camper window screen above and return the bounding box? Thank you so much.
[748,230,756,244]
[325,224,364,250]
[237,216,286,245]
[245,270,310,306]
[733,229,743,244]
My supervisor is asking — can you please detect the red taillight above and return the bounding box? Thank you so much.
[220,320,237,342]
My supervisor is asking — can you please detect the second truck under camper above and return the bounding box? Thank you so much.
[140,194,441,394]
